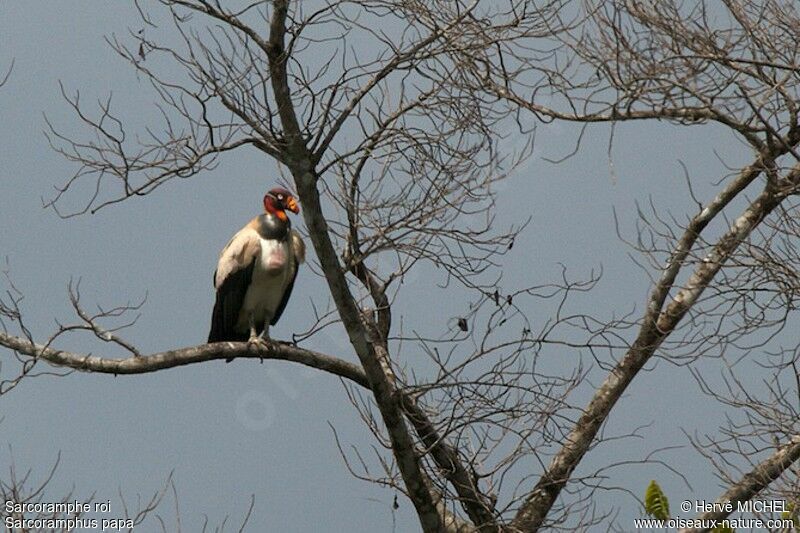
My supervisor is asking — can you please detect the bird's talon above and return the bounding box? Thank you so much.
[258,337,274,349]
[255,336,273,361]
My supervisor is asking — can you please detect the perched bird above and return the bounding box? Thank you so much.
[208,187,305,360]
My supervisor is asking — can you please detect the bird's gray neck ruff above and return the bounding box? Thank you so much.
[256,213,291,241]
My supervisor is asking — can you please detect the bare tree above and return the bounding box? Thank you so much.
[2,0,800,531]
[458,0,800,529]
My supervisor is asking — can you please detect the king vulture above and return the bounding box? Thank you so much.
[208,187,305,360]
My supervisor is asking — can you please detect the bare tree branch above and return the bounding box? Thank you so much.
[680,435,800,533]
[0,330,367,385]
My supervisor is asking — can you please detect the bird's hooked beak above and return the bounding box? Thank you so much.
[286,196,300,214]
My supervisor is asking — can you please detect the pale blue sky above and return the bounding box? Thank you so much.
[0,2,773,532]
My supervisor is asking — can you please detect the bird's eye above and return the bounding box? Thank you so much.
[277,194,284,200]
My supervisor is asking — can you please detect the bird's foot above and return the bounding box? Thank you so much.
[247,335,262,352]
[255,334,275,362]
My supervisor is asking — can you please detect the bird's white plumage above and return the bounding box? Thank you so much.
[214,226,259,289]
[235,237,294,332]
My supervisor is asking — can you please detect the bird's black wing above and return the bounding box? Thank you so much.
[270,264,298,326]
[208,260,255,344]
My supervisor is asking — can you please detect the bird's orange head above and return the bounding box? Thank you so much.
[263,187,300,221]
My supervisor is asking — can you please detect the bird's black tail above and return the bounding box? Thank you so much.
[208,296,249,363]
[208,303,248,343]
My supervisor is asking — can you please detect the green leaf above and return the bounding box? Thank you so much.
[644,480,670,520]
[782,502,798,529]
